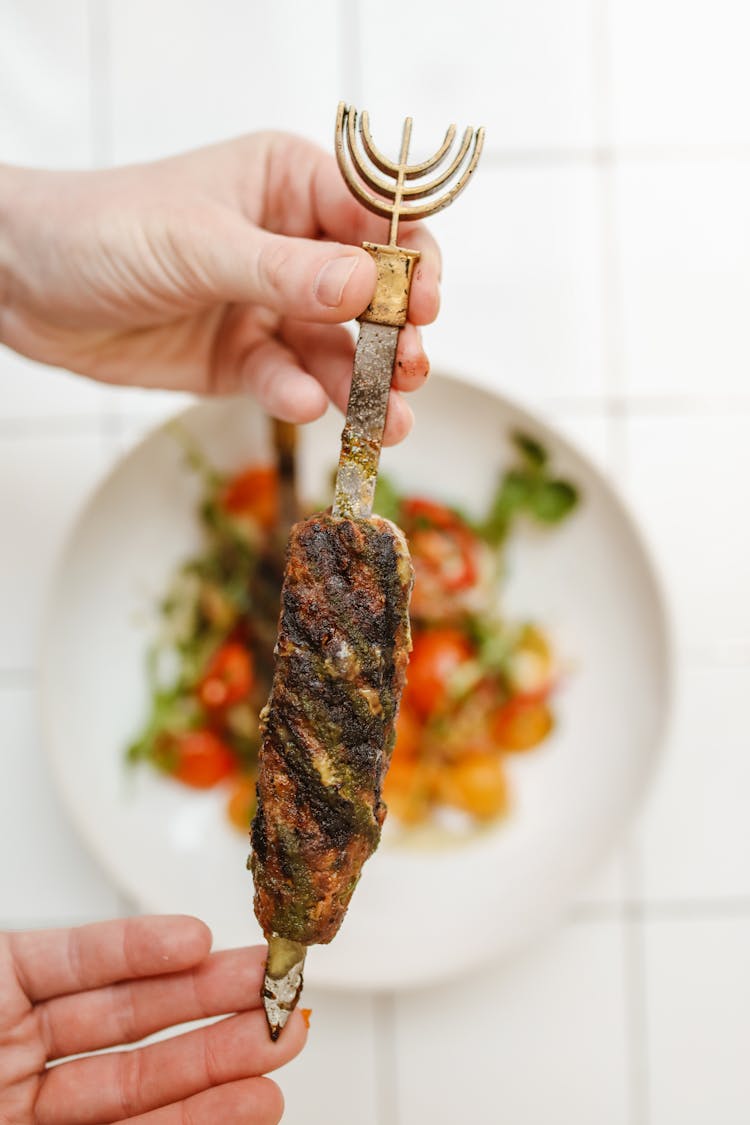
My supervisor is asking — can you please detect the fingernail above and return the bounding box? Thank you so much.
[314,256,360,308]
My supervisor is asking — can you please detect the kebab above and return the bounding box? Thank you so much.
[250,102,484,1039]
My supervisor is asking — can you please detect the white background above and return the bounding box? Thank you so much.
[2,2,750,1122]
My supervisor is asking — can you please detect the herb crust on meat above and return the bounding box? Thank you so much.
[250,512,413,945]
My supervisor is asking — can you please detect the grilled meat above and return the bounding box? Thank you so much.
[250,511,413,945]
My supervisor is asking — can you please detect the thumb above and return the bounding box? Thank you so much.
[209,220,377,322]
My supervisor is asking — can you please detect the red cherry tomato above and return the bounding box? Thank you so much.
[401,497,463,531]
[491,697,553,752]
[172,730,236,788]
[410,527,479,593]
[221,465,279,529]
[406,628,474,718]
[198,643,254,710]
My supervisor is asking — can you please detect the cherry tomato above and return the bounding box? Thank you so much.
[221,465,278,529]
[406,628,473,718]
[437,752,509,820]
[491,697,553,752]
[172,730,236,788]
[411,527,479,594]
[198,643,254,709]
[383,759,433,826]
[401,497,463,531]
[226,775,257,830]
[391,705,422,765]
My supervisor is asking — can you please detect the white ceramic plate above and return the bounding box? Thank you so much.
[41,374,672,991]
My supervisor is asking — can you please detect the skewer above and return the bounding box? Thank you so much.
[271,418,299,535]
[257,103,483,1039]
[262,936,306,1040]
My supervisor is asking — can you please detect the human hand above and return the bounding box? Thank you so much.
[0,133,441,444]
[0,914,306,1124]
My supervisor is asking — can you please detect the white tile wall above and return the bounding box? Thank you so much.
[638,665,750,903]
[609,0,750,147]
[615,158,750,398]
[0,1,92,167]
[279,991,379,1125]
[109,0,344,162]
[393,921,629,1125]
[645,918,750,1125]
[3,1,750,1122]
[429,165,605,399]
[623,413,750,655]
[360,0,598,151]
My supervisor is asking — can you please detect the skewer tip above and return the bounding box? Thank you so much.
[262,936,307,1041]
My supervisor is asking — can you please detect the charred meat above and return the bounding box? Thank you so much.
[250,512,412,946]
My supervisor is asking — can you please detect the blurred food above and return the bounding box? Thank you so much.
[126,430,579,833]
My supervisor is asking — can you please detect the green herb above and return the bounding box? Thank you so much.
[481,431,579,544]
[529,479,579,523]
[512,430,548,469]
[372,474,403,523]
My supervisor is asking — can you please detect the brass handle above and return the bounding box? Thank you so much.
[358,242,421,328]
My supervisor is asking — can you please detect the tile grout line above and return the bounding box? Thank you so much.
[574,896,750,922]
[481,142,750,168]
[539,392,750,415]
[591,0,628,486]
[338,0,363,105]
[622,847,651,1125]
[7,390,750,439]
[614,181,650,1119]
[0,669,36,687]
[87,0,113,170]
[0,416,113,438]
[373,994,401,1125]
[589,8,649,1123]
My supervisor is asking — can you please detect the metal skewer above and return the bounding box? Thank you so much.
[331,102,484,520]
[261,102,483,1040]
[271,418,299,536]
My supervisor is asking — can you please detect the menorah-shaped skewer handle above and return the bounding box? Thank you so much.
[336,102,484,331]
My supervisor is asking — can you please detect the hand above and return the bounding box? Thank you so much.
[0,134,441,445]
[0,914,306,1124]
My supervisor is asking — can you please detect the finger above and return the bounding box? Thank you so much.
[119,1077,283,1125]
[39,946,267,1061]
[36,1007,308,1125]
[383,391,415,445]
[235,334,329,423]
[393,322,430,392]
[263,137,442,325]
[282,320,416,445]
[201,214,378,323]
[10,915,211,1003]
[402,227,442,325]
